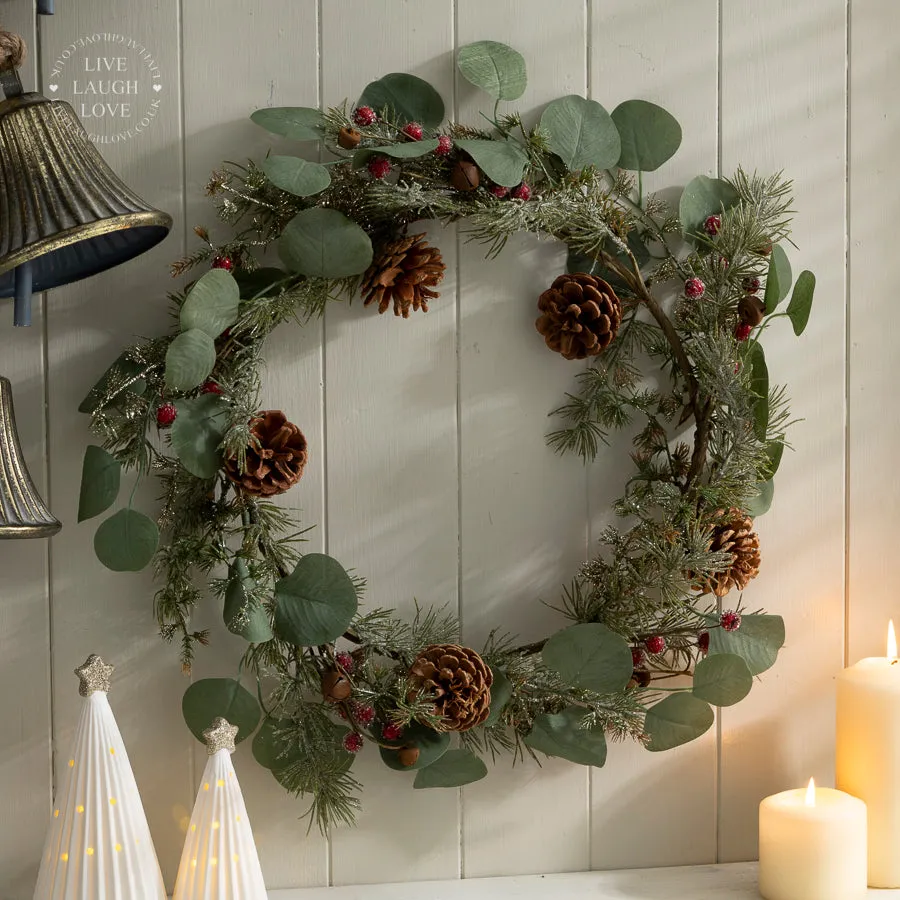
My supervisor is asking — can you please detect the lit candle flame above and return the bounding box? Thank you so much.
[805,777,816,807]
[889,621,897,661]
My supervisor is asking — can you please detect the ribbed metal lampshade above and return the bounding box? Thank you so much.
[0,91,172,299]
[0,376,59,538]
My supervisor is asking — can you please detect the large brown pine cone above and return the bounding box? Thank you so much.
[361,233,446,318]
[224,410,308,497]
[535,273,623,360]
[408,644,493,732]
[692,507,761,597]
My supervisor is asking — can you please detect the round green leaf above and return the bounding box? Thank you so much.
[413,748,488,788]
[78,445,121,523]
[453,138,529,188]
[182,678,260,745]
[223,559,273,643]
[542,623,633,693]
[170,395,229,479]
[165,329,216,392]
[457,40,527,101]
[644,693,714,752]
[745,478,775,518]
[708,614,785,676]
[358,73,445,128]
[524,706,607,767]
[539,96,621,172]
[273,553,359,646]
[179,268,240,339]
[483,666,512,727]
[611,99,682,172]
[379,722,451,771]
[260,155,331,198]
[352,139,440,169]
[745,341,769,442]
[252,718,303,771]
[78,353,146,414]
[764,439,785,478]
[679,175,740,238]
[787,270,816,336]
[250,106,325,141]
[235,267,289,299]
[94,508,159,572]
[764,244,793,313]
[692,653,753,707]
[279,207,373,279]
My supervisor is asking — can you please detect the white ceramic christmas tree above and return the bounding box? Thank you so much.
[172,717,267,899]
[32,654,166,900]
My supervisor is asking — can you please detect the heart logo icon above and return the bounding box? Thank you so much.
[48,84,58,92]
[152,84,162,92]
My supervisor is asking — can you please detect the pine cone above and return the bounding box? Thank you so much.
[360,233,446,318]
[535,273,623,360]
[408,644,493,732]
[224,410,308,497]
[692,507,761,597]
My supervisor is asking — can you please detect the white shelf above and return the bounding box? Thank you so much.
[266,863,900,899]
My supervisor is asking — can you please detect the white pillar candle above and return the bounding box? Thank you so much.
[758,778,867,900]
[836,619,900,887]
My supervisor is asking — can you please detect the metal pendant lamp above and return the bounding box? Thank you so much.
[0,19,172,538]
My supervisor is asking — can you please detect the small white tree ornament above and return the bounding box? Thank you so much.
[32,654,166,900]
[172,717,267,899]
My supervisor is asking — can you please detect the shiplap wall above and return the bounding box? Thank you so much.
[0,0,890,896]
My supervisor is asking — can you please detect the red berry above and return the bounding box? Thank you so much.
[645,635,666,655]
[742,277,761,293]
[200,380,223,395]
[352,703,376,726]
[335,651,354,673]
[735,322,752,342]
[684,277,705,299]
[490,185,509,198]
[435,135,453,156]
[631,647,645,668]
[511,182,531,201]
[704,214,721,236]
[342,732,364,753]
[382,722,403,742]
[698,631,710,654]
[212,255,233,272]
[353,106,376,127]
[367,157,391,180]
[156,402,177,428]
[402,122,424,141]
[720,610,743,632]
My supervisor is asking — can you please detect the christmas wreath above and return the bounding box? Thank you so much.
[77,40,815,830]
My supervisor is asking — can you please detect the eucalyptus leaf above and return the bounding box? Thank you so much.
[524,706,607,767]
[746,341,769,442]
[252,717,302,771]
[78,353,146,414]
[235,267,288,299]
[180,268,240,339]
[250,106,325,141]
[540,95,621,172]
[787,271,816,336]
[413,749,488,788]
[358,73,445,128]
[94,508,159,572]
[273,553,358,646]
[224,558,273,643]
[764,439,785,478]
[566,246,629,293]
[279,207,373,279]
[483,667,512,727]
[453,138,529,188]
[746,479,775,517]
[764,244,792,313]
[542,623,633,693]
[260,155,332,197]
[170,395,229,479]
[78,445,121,523]
[457,40,527,101]
[692,653,753,707]
[707,614,785,676]
[644,693,715,752]
[611,99,682,172]
[165,329,216,392]
[352,139,440,169]
[679,175,739,239]
[379,722,451,771]
[182,678,260,744]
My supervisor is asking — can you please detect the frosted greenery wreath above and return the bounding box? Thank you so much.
[77,40,815,830]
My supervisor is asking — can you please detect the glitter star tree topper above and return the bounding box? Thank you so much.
[32,655,166,899]
[172,717,267,899]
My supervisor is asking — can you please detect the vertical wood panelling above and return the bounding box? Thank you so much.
[320,0,461,886]
[40,0,189,889]
[0,4,52,895]
[456,0,592,879]
[180,0,327,890]
[847,6,900,662]
[718,0,847,862]
[588,0,720,870]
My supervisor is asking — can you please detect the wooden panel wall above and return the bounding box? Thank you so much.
[0,0,890,895]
